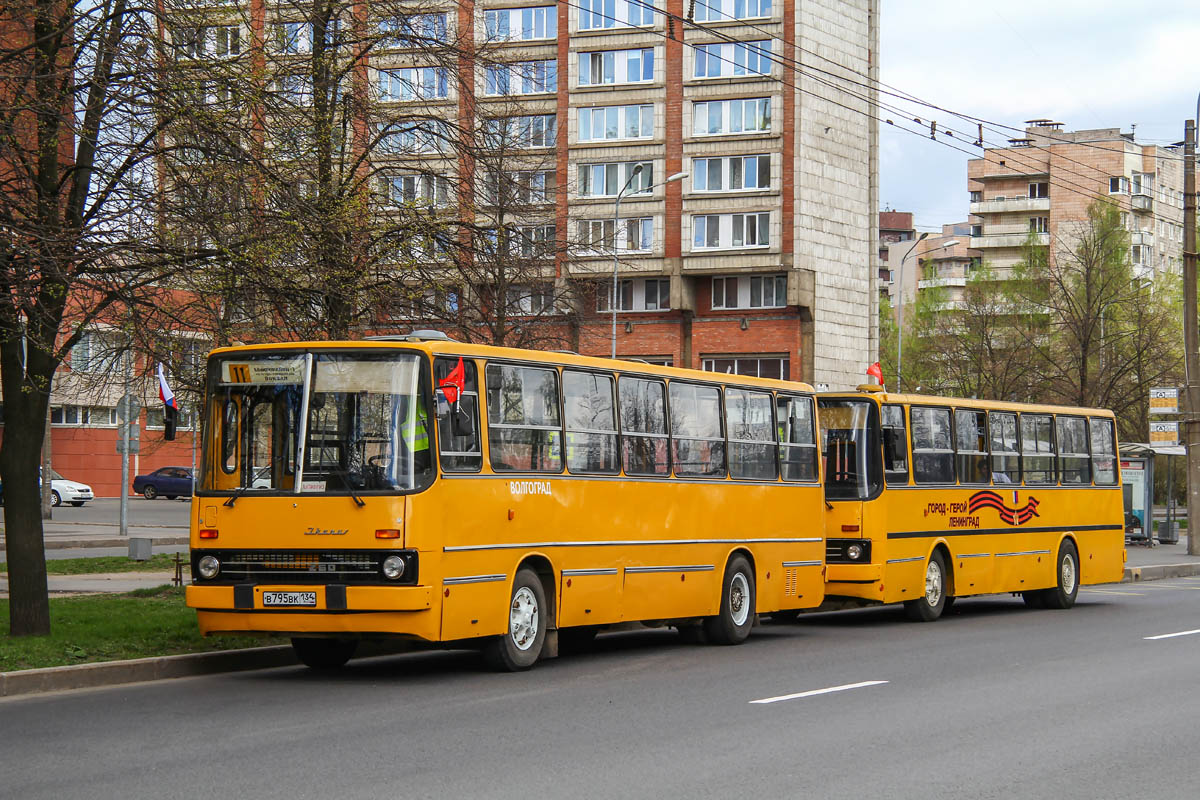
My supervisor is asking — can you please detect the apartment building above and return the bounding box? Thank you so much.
[163,0,879,388]
[910,223,977,310]
[967,121,1186,281]
[877,210,915,307]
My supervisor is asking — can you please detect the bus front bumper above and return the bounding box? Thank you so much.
[187,583,433,613]
[825,564,883,583]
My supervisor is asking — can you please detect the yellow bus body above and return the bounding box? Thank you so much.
[819,390,1126,608]
[187,340,827,644]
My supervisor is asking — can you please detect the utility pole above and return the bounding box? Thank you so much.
[1183,117,1200,555]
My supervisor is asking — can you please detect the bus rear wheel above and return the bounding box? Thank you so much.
[291,637,357,670]
[1039,540,1079,610]
[703,555,756,645]
[483,568,547,671]
[904,551,948,622]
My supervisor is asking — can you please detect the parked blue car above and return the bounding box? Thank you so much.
[132,466,194,500]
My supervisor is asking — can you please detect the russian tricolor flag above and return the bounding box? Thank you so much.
[157,362,177,410]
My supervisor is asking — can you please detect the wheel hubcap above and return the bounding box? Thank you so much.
[730,572,750,626]
[509,587,539,651]
[1061,553,1077,595]
[925,560,943,606]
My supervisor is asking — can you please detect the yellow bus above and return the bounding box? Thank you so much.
[815,388,1126,620]
[185,333,827,669]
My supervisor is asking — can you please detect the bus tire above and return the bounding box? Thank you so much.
[1022,591,1045,609]
[1040,540,1080,610]
[483,568,547,671]
[703,555,756,645]
[291,637,357,670]
[904,550,948,622]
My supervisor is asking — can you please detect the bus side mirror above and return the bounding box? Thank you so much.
[164,405,177,441]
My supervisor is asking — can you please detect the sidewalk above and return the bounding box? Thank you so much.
[0,572,181,595]
[0,521,188,551]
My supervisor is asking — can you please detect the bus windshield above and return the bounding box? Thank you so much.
[200,351,433,495]
[817,398,881,500]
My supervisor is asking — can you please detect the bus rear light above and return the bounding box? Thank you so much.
[375,529,402,539]
[199,529,219,540]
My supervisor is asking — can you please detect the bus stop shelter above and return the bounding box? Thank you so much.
[1120,442,1184,545]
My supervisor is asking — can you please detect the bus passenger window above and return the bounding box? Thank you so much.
[1056,416,1090,484]
[1090,417,1117,485]
[619,377,669,476]
[486,364,562,472]
[435,357,481,472]
[563,370,619,474]
[816,399,881,499]
[669,382,725,477]
[1020,414,1056,484]
[990,412,1019,483]
[954,409,989,484]
[777,395,818,482]
[727,388,776,480]
[911,406,953,484]
[222,399,239,474]
[881,404,909,484]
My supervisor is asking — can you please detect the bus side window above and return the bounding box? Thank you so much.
[990,411,1020,483]
[727,387,776,480]
[618,377,669,476]
[777,395,818,482]
[1056,415,1090,484]
[1089,417,1117,485]
[881,404,909,484]
[435,357,482,472]
[1020,413,1056,484]
[485,363,561,473]
[954,409,989,484]
[222,397,240,475]
[563,370,619,474]
[669,382,725,477]
[911,406,953,484]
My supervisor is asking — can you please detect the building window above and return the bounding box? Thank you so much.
[273,22,312,54]
[380,173,451,207]
[969,190,982,203]
[711,274,786,309]
[51,405,119,427]
[378,67,449,101]
[578,48,654,86]
[578,0,657,29]
[692,98,770,136]
[378,13,449,46]
[692,154,769,191]
[1029,216,1048,234]
[481,115,557,148]
[692,41,772,78]
[1131,244,1152,266]
[71,332,124,373]
[598,278,670,312]
[379,119,453,154]
[579,218,653,253]
[482,225,556,258]
[506,285,557,315]
[578,104,653,141]
[484,6,556,41]
[484,170,556,205]
[1108,176,1129,194]
[971,224,982,237]
[484,60,557,96]
[1131,172,1154,195]
[693,0,772,21]
[578,162,652,197]
[1028,182,1048,198]
[701,356,789,380]
[146,407,196,430]
[692,213,770,250]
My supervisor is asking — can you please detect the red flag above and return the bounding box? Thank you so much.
[439,357,465,404]
[866,362,884,386]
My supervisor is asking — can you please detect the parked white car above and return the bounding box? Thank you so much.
[47,468,94,507]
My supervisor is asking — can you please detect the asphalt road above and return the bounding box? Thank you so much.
[41,496,191,527]
[3,579,1200,799]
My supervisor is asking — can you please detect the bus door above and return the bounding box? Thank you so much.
[817,397,883,579]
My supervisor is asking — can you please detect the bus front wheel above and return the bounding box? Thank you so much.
[703,555,756,645]
[904,551,948,622]
[291,637,357,670]
[484,568,547,671]
[1040,540,1079,610]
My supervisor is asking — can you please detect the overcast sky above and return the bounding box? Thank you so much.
[879,0,1200,232]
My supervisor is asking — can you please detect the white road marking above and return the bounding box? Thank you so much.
[750,680,888,705]
[1144,628,1200,641]
[1082,588,1145,596]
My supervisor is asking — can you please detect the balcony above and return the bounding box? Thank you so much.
[1131,193,1153,212]
[970,232,1049,249]
[1131,231,1154,247]
[919,276,967,289]
[968,197,1051,215]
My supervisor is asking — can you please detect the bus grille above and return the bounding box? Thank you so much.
[191,549,418,585]
[825,539,872,564]
[784,568,798,596]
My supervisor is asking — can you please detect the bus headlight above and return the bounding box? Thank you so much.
[847,544,864,561]
[382,555,406,580]
[197,555,220,579]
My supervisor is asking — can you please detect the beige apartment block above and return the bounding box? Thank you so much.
[968,121,1186,281]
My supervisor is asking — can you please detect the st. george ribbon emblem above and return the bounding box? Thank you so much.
[967,490,1040,526]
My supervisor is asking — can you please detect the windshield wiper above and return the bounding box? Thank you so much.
[223,485,250,508]
[325,468,366,508]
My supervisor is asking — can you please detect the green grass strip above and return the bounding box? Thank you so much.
[0,587,282,672]
[0,553,187,576]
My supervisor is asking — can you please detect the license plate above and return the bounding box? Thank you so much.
[262,591,317,607]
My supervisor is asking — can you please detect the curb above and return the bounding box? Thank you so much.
[1123,563,1200,582]
[0,646,298,698]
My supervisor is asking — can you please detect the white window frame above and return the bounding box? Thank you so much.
[692,41,772,79]
[484,6,556,41]
[578,104,654,142]
[692,97,771,136]
[711,274,786,310]
[578,0,657,30]
[484,60,557,96]
[381,173,452,207]
[692,0,772,22]
[691,212,770,250]
[578,162,652,198]
[378,13,449,46]
[577,48,654,86]
[597,278,671,312]
[377,67,450,102]
[483,115,557,149]
[692,154,770,192]
[578,218,654,254]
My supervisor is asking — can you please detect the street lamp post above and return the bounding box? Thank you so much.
[611,169,688,358]
[896,231,928,391]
